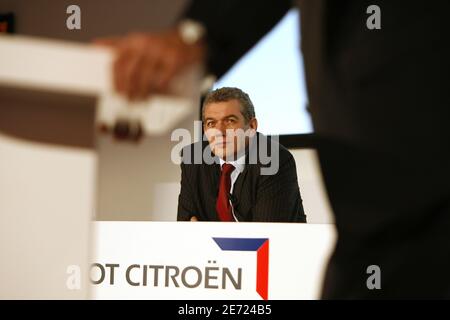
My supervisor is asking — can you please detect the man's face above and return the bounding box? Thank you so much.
[203,99,257,160]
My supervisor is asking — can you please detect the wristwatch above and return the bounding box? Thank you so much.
[177,19,206,45]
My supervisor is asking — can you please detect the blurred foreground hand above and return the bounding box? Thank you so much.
[95,27,206,101]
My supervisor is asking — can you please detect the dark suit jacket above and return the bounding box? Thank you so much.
[183,0,450,298]
[177,133,306,222]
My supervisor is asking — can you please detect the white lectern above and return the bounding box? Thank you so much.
[0,35,200,299]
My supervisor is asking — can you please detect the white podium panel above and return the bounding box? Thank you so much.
[0,133,96,299]
[0,36,102,299]
[92,222,336,300]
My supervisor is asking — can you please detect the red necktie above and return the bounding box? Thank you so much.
[216,163,235,221]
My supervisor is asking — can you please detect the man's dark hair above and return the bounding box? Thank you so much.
[202,87,256,123]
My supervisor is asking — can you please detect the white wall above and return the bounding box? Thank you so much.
[290,149,334,224]
[96,114,196,221]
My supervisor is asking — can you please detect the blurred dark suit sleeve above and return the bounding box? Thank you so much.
[300,0,450,298]
[182,0,291,78]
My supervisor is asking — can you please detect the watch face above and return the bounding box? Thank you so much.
[0,12,15,34]
[179,19,205,45]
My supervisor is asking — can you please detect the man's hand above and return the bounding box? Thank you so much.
[190,216,199,222]
[95,29,206,101]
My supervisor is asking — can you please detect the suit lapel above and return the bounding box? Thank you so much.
[208,161,221,196]
[205,144,221,220]
[232,166,249,205]
[200,141,220,221]
[202,141,220,196]
[232,132,257,208]
[231,143,254,221]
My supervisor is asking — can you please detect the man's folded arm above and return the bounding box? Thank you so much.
[252,153,307,222]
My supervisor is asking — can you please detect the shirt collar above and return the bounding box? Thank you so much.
[219,153,246,174]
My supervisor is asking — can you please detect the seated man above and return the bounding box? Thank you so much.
[177,87,306,222]
[178,88,306,222]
